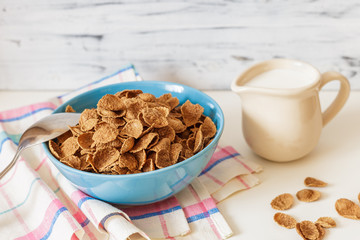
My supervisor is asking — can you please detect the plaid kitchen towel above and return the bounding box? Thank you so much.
[0,64,262,240]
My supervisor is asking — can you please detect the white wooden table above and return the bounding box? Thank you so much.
[0,90,359,240]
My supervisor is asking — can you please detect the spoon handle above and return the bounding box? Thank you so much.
[0,147,24,179]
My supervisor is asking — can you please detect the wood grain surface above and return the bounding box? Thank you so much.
[0,0,359,90]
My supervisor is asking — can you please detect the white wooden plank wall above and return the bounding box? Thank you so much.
[0,0,359,90]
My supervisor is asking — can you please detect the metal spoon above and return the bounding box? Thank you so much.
[0,113,80,179]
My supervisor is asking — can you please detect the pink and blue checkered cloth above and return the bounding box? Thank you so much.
[0,65,262,240]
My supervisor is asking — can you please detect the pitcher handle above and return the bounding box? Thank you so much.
[319,71,350,126]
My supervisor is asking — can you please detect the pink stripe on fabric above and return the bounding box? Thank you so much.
[34,156,48,171]
[57,96,63,105]
[72,209,99,240]
[155,201,174,240]
[50,177,97,240]
[159,214,174,240]
[40,155,61,192]
[188,186,222,240]
[221,146,254,172]
[31,166,79,236]
[71,234,79,240]
[234,156,253,173]
[15,199,66,240]
[204,146,234,169]
[0,157,25,188]
[123,196,179,218]
[183,198,217,218]
[71,190,91,204]
[0,187,33,239]
[72,210,88,227]
[71,190,99,226]
[83,223,97,240]
[38,180,79,231]
[204,172,224,186]
[24,155,62,199]
[0,102,57,120]
[237,176,250,189]
[0,158,67,239]
[57,188,97,240]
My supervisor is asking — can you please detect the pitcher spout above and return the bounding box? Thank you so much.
[231,81,263,97]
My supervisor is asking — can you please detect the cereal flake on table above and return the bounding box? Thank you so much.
[296,189,321,202]
[273,212,297,229]
[335,198,360,220]
[296,220,325,240]
[270,193,294,210]
[315,217,336,228]
[304,177,328,187]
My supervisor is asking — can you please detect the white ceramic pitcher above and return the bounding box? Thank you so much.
[231,59,350,162]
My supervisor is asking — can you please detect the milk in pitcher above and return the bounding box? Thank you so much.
[245,68,317,89]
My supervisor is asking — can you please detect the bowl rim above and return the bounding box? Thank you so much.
[42,80,225,179]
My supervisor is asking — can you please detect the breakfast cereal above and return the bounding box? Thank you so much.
[273,212,297,229]
[315,217,336,228]
[65,105,76,113]
[295,221,323,240]
[181,100,204,127]
[315,224,326,240]
[271,193,294,210]
[296,189,321,202]
[304,177,327,187]
[270,178,346,239]
[335,198,360,220]
[49,89,217,175]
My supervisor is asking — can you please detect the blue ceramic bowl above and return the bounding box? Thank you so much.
[43,81,224,205]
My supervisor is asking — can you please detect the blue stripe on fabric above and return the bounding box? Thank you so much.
[0,178,41,216]
[58,64,137,99]
[91,64,137,85]
[80,218,90,228]
[0,107,55,123]
[0,131,7,140]
[129,205,182,221]
[40,207,67,240]
[0,131,21,144]
[77,196,94,209]
[0,137,12,153]
[8,133,21,144]
[186,208,219,223]
[53,187,60,194]
[0,131,20,153]
[0,132,12,152]
[169,172,191,190]
[100,212,122,227]
[199,153,240,176]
